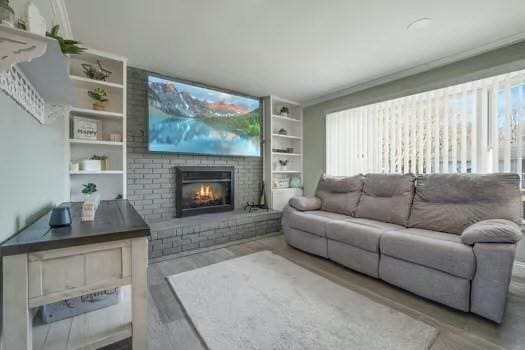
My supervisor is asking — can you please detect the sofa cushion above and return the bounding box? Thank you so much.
[380,228,475,279]
[315,174,364,216]
[326,218,404,253]
[287,210,349,237]
[408,173,521,234]
[355,174,415,226]
[289,196,322,212]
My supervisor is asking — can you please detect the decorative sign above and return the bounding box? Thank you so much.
[73,116,99,140]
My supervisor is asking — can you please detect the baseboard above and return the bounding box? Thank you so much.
[513,261,525,279]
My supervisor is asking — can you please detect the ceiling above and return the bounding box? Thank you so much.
[66,0,525,104]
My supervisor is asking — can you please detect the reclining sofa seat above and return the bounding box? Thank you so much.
[282,173,522,323]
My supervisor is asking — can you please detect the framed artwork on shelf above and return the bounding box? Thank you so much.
[73,116,100,140]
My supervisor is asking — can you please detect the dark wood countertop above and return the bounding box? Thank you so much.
[1,200,150,256]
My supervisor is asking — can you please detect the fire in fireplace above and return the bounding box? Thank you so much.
[175,166,235,217]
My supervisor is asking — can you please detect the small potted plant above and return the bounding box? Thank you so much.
[81,183,97,198]
[82,60,112,81]
[46,24,85,54]
[279,107,289,117]
[88,88,109,110]
[278,128,288,135]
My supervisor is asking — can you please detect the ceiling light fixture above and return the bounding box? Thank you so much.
[406,17,432,31]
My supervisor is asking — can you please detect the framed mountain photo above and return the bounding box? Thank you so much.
[147,76,262,157]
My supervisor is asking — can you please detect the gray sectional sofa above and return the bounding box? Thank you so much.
[282,173,522,323]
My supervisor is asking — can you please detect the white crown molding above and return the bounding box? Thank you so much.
[49,0,73,39]
[303,32,525,108]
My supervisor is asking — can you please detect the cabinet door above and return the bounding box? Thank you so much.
[28,240,132,307]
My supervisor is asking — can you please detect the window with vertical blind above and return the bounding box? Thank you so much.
[326,69,525,185]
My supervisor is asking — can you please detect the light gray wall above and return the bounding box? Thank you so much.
[303,41,525,195]
[303,41,525,263]
[0,94,65,242]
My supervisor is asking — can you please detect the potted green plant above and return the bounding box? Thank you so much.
[81,60,112,81]
[81,183,97,198]
[279,107,290,117]
[87,88,109,110]
[46,24,85,55]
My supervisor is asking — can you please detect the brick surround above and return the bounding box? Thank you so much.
[126,67,263,222]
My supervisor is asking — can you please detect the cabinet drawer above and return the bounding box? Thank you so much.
[28,240,131,306]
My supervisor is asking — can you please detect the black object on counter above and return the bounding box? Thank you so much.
[49,207,72,228]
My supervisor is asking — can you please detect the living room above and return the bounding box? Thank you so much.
[1,0,524,349]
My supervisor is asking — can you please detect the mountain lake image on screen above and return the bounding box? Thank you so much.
[148,76,262,157]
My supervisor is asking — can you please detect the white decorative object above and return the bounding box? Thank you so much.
[26,2,47,36]
[109,133,122,142]
[70,162,79,172]
[0,65,45,121]
[81,193,100,221]
[44,103,70,123]
[80,159,102,171]
[0,25,47,72]
[73,116,98,140]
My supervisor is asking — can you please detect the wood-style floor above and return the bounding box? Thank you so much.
[145,234,525,350]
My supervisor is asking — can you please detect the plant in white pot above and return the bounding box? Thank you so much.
[80,155,108,172]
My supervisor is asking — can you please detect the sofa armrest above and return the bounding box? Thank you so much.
[289,196,322,212]
[471,243,517,323]
[461,219,522,246]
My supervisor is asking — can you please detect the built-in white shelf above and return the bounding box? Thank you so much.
[65,48,127,202]
[70,170,124,175]
[70,107,123,119]
[272,114,301,122]
[69,139,124,146]
[264,96,303,210]
[271,133,302,140]
[272,152,302,157]
[70,75,124,90]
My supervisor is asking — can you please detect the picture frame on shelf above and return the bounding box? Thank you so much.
[73,116,100,140]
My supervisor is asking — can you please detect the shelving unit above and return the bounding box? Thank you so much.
[65,49,127,202]
[263,96,303,210]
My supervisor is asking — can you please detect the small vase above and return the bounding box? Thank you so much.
[93,102,106,111]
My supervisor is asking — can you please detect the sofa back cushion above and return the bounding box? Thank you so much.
[315,174,364,216]
[355,174,415,226]
[408,173,521,234]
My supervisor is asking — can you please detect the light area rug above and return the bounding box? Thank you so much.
[168,251,438,350]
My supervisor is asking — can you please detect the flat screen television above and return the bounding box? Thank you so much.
[148,76,261,157]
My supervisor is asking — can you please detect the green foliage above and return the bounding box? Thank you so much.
[202,111,261,137]
[81,60,112,81]
[46,25,85,55]
[81,183,97,195]
[89,154,108,160]
[87,88,108,103]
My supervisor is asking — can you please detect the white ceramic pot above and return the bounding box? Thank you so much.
[80,160,102,171]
